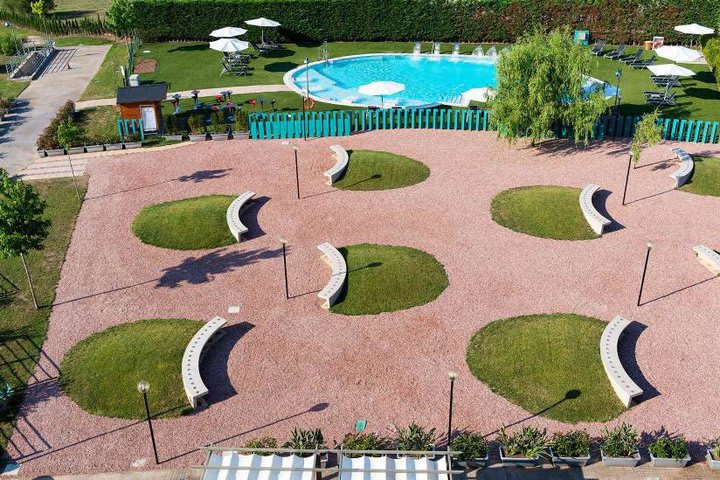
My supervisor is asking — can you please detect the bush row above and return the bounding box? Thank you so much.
[128,0,720,44]
[36,100,74,150]
[0,10,110,37]
[704,37,720,90]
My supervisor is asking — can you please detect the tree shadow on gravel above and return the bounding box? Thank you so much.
[86,168,234,200]
[156,247,282,289]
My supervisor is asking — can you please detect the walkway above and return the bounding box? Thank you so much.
[75,84,290,110]
[0,45,111,176]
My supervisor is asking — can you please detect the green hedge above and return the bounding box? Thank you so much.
[129,0,720,43]
[705,37,720,89]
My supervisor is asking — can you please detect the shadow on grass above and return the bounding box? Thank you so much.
[485,389,583,435]
[264,61,298,72]
[167,43,207,53]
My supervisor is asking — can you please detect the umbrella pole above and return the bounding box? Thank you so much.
[381,95,384,109]
[261,28,264,46]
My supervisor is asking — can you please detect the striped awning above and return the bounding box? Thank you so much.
[203,453,317,480]
[339,455,450,480]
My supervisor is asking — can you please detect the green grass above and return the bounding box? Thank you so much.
[74,105,120,144]
[333,150,430,190]
[53,36,113,47]
[53,0,112,18]
[491,186,598,241]
[0,178,86,451]
[466,314,626,423]
[330,244,448,315]
[0,75,29,100]
[60,318,200,419]
[589,46,720,121]
[132,195,237,250]
[679,156,720,196]
[79,43,128,101]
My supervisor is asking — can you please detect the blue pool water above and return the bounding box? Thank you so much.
[288,54,498,107]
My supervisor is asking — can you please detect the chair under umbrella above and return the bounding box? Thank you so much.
[674,23,715,47]
[358,81,405,108]
[245,17,281,45]
[654,45,703,64]
[209,38,250,53]
[210,26,248,38]
[647,64,695,77]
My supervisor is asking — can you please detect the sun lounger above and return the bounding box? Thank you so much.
[471,45,484,57]
[413,42,421,55]
[630,54,655,69]
[604,44,625,59]
[250,42,268,55]
[221,61,247,77]
[486,46,498,58]
[451,42,460,56]
[432,42,441,55]
[590,40,606,56]
[651,75,681,88]
[619,50,642,64]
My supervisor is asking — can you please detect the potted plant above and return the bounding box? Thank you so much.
[498,426,548,467]
[187,113,207,141]
[395,422,436,456]
[648,434,689,468]
[600,423,641,467]
[209,108,229,140]
[122,131,142,149]
[450,431,488,469]
[232,110,249,139]
[707,437,720,470]
[284,428,327,463]
[244,436,278,456]
[164,114,184,142]
[550,430,591,467]
[341,432,386,457]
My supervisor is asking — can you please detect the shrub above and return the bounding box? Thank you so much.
[708,437,720,459]
[498,426,548,459]
[704,37,720,89]
[36,100,75,150]
[601,423,640,458]
[341,432,386,457]
[551,430,591,458]
[648,434,688,461]
[0,8,109,36]
[187,113,205,134]
[244,436,278,455]
[449,432,488,461]
[164,114,177,135]
[0,34,19,56]
[396,423,436,451]
[284,428,325,454]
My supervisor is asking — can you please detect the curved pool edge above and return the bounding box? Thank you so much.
[283,52,497,110]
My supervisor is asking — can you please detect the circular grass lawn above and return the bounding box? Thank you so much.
[60,319,202,419]
[330,244,448,315]
[491,186,598,240]
[332,150,430,191]
[679,156,720,197]
[466,314,625,423]
[132,195,236,250]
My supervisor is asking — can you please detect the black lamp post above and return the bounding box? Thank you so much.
[637,241,653,307]
[280,238,289,299]
[137,380,159,465]
[447,371,457,447]
[622,152,633,205]
[614,68,623,112]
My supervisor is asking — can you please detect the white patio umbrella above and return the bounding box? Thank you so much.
[674,23,715,46]
[461,87,496,103]
[358,81,405,107]
[647,64,695,77]
[209,38,250,53]
[655,45,703,63]
[210,26,248,38]
[245,17,281,45]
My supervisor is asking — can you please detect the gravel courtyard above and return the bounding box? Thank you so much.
[7,131,720,475]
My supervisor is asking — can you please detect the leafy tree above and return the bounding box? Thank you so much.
[0,170,51,309]
[30,0,53,16]
[489,28,607,145]
[107,0,136,39]
[630,110,662,165]
[1,0,54,15]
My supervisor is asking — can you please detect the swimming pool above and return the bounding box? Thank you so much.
[284,54,498,108]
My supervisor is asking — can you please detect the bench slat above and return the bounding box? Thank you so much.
[182,316,228,409]
[226,191,255,242]
[600,316,643,408]
[669,148,694,189]
[317,242,347,309]
[579,184,611,236]
[325,145,349,185]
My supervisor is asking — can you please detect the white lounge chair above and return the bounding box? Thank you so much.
[451,42,460,56]
[412,41,421,55]
[471,45,484,57]
[432,41,441,55]
[486,46,498,58]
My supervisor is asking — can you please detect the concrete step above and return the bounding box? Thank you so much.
[26,158,88,168]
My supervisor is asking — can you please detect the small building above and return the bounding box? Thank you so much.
[116,83,168,133]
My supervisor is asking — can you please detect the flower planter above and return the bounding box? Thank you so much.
[550,449,590,467]
[123,142,142,150]
[188,134,208,142]
[68,146,86,155]
[499,447,541,467]
[232,131,249,140]
[649,453,689,468]
[164,134,184,142]
[104,143,123,151]
[453,456,489,469]
[210,132,230,141]
[45,148,65,157]
[600,450,640,467]
[707,450,720,470]
[85,145,104,153]
[36,148,46,158]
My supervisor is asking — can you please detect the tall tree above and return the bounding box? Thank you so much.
[489,28,607,145]
[630,110,662,165]
[0,170,51,309]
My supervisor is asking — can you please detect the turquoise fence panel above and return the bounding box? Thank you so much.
[258,120,266,139]
[694,121,702,143]
[461,110,466,130]
[411,109,416,128]
[711,122,719,144]
[440,110,445,129]
[431,109,437,129]
[331,112,338,136]
[670,119,678,140]
[279,115,287,139]
[344,112,351,134]
[662,118,671,139]
[389,109,395,129]
[453,109,459,130]
[685,120,694,142]
[482,111,488,130]
[701,121,709,143]
[678,120,687,140]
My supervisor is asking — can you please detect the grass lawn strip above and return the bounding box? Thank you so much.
[679,156,720,197]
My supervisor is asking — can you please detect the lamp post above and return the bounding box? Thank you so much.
[447,371,457,447]
[137,380,159,465]
[622,152,633,206]
[614,68,623,112]
[280,238,289,299]
[637,242,653,307]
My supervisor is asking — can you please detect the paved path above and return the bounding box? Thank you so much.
[75,84,290,110]
[0,45,111,176]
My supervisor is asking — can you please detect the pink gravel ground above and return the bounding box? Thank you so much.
[6,131,720,476]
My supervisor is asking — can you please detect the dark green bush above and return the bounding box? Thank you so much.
[244,436,278,455]
[127,0,720,44]
[0,9,109,36]
[601,423,640,458]
[498,426,548,459]
[704,37,720,89]
[341,432,387,457]
[450,432,488,461]
[396,422,436,451]
[36,100,75,150]
[648,435,688,461]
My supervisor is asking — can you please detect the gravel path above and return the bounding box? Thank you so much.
[7,132,720,476]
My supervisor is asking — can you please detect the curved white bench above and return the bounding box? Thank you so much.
[226,191,255,242]
[670,148,694,189]
[317,242,347,309]
[694,245,720,276]
[579,184,611,236]
[325,145,349,185]
[182,316,227,409]
[600,316,643,408]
